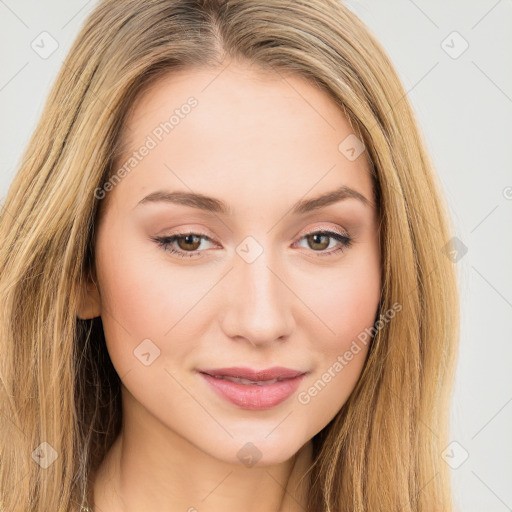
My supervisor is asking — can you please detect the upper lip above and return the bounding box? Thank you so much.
[198,366,307,381]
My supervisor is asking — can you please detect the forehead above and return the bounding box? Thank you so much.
[108,62,374,215]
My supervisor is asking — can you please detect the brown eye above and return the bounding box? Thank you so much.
[153,229,352,260]
[305,233,330,251]
[175,234,202,251]
[152,232,215,258]
[295,230,352,257]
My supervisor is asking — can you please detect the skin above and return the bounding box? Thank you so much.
[78,59,381,512]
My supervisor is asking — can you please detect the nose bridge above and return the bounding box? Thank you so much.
[242,252,283,310]
[221,238,294,344]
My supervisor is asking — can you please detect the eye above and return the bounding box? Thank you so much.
[293,230,352,257]
[152,229,352,259]
[151,231,216,258]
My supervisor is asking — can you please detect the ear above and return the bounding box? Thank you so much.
[77,270,101,320]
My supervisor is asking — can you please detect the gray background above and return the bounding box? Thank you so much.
[1,1,511,510]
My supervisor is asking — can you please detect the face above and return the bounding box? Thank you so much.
[81,61,381,467]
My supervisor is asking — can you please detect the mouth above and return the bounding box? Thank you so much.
[197,366,308,410]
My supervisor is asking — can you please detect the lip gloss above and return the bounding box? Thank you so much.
[200,373,305,410]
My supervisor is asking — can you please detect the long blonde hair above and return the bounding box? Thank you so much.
[0,1,459,510]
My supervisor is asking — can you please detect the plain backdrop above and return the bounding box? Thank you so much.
[1,1,511,510]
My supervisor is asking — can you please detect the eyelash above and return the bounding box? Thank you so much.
[151,229,353,259]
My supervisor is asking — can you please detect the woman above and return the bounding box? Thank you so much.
[0,1,459,511]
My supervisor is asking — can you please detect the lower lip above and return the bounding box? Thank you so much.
[199,372,306,410]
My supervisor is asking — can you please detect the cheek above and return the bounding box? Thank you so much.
[295,252,380,418]
[301,248,381,348]
[94,229,215,375]
[95,227,184,330]
[93,229,173,370]
[96,248,158,331]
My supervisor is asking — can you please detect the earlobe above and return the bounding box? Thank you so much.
[76,274,101,320]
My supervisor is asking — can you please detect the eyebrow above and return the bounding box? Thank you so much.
[135,185,372,215]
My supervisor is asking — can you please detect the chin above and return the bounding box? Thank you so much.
[202,433,305,468]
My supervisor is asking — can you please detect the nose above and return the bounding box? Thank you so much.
[219,250,295,347]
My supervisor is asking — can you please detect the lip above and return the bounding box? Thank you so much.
[198,366,308,410]
[198,366,306,381]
